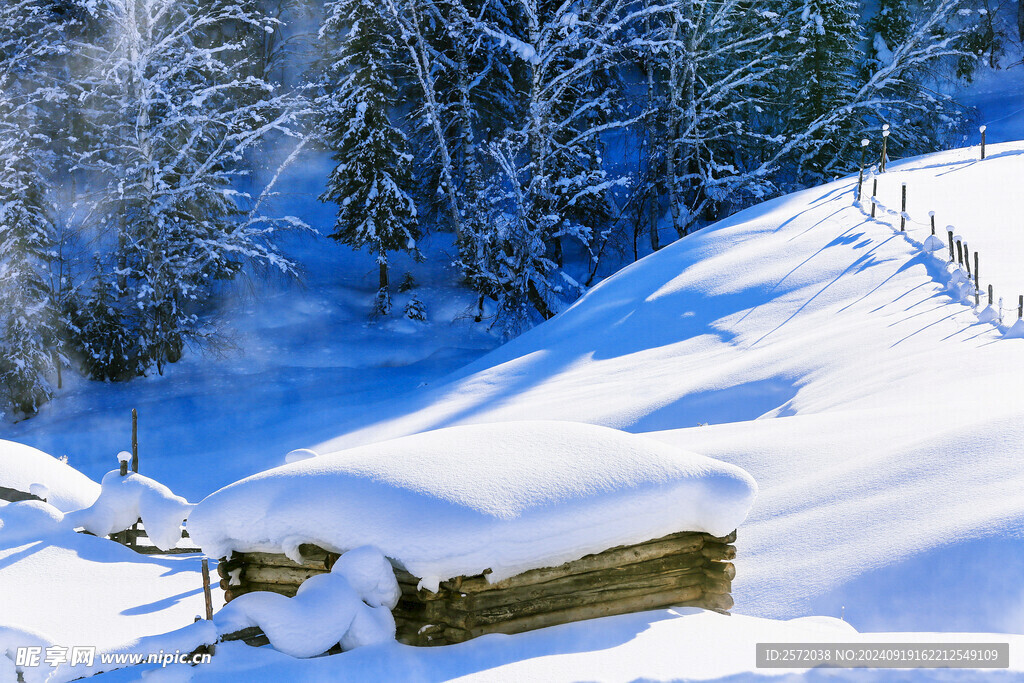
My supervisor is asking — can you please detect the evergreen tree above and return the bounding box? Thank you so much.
[0,0,68,417]
[318,0,421,315]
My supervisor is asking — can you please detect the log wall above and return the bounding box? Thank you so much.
[218,530,736,647]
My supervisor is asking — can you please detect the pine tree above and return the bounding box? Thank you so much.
[0,0,69,417]
[781,0,864,182]
[318,0,421,315]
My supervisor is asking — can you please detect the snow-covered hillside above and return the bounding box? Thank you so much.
[301,142,1024,634]
[4,140,1024,682]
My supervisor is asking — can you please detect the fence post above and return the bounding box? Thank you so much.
[880,124,890,172]
[857,139,869,200]
[131,409,138,474]
[1018,295,1022,319]
[955,240,963,266]
[871,178,878,218]
[947,229,955,261]
[988,284,994,307]
[964,243,971,276]
[900,183,907,231]
[974,252,980,292]
[929,212,936,236]
[980,125,987,160]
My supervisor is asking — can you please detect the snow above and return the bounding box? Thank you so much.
[65,470,194,551]
[97,609,1024,682]
[0,532,217,654]
[0,439,100,511]
[213,546,399,658]
[189,421,756,585]
[0,499,65,545]
[303,142,1024,631]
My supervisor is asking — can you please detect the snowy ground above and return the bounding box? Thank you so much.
[4,75,1024,681]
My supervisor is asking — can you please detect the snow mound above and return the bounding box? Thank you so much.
[190,421,756,585]
[0,624,53,683]
[65,470,195,551]
[0,440,99,511]
[214,546,398,658]
[0,500,66,545]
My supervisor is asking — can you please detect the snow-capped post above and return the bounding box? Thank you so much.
[131,409,138,474]
[974,252,980,291]
[955,239,963,266]
[880,124,890,172]
[871,179,878,218]
[988,284,994,307]
[117,450,131,477]
[947,229,955,261]
[900,183,907,231]
[980,126,987,160]
[856,139,869,200]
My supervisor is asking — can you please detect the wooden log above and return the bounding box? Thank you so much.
[464,586,705,639]
[676,591,734,612]
[238,548,334,570]
[701,542,736,561]
[704,561,736,581]
[225,581,299,602]
[446,531,707,595]
[0,486,41,503]
[447,564,708,617]
[242,564,328,586]
[702,575,731,595]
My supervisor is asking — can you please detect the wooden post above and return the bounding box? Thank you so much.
[130,409,138,549]
[974,252,980,292]
[964,243,971,275]
[131,409,138,474]
[975,287,980,307]
[880,124,890,172]
[900,183,907,231]
[202,559,214,621]
[1018,295,1022,319]
[947,229,955,261]
[857,139,869,200]
[988,284,994,307]
[955,240,963,266]
[871,179,878,217]
[929,212,936,235]
[980,125,987,160]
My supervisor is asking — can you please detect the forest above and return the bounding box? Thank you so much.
[0,0,1008,418]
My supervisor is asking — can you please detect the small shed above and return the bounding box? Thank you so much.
[190,421,756,649]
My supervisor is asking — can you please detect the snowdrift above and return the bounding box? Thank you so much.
[0,440,99,511]
[189,421,756,586]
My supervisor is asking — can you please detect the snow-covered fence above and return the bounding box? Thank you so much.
[860,171,1024,335]
[217,530,738,648]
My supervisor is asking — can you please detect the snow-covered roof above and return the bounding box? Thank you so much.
[0,440,100,512]
[189,421,756,587]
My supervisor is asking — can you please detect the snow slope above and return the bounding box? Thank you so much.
[189,421,756,585]
[304,143,1024,633]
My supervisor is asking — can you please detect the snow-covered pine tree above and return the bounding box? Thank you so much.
[70,0,305,376]
[0,0,69,417]
[778,0,864,183]
[318,0,420,315]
